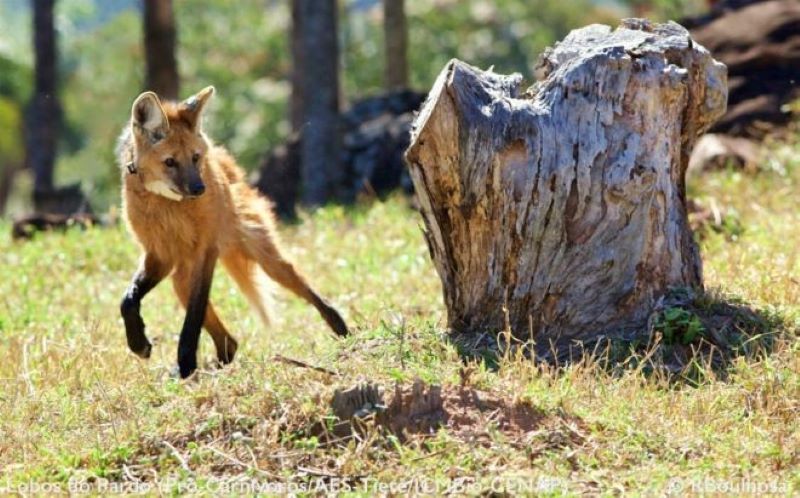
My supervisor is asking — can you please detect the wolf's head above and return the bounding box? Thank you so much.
[127,86,215,201]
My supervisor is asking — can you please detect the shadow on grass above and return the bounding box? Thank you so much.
[450,287,787,386]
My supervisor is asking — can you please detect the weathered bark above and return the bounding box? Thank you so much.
[405,20,727,348]
[383,0,408,90]
[26,0,61,196]
[297,0,341,206]
[143,0,179,100]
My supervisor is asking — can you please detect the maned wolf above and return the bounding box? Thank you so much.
[117,86,349,378]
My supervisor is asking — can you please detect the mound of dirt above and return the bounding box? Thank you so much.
[328,379,543,443]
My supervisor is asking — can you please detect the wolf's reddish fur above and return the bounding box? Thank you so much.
[117,87,348,378]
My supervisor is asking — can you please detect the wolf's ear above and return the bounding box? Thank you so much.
[131,92,169,143]
[180,86,215,132]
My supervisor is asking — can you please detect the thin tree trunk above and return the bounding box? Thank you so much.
[26,0,61,197]
[290,0,305,133]
[405,20,728,354]
[298,0,341,206]
[383,0,408,90]
[143,0,179,100]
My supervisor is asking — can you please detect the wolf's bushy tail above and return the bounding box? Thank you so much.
[221,252,273,327]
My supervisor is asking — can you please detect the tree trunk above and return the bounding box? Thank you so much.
[290,0,305,133]
[383,0,408,90]
[405,20,727,352]
[26,0,61,197]
[143,0,179,100]
[298,0,341,206]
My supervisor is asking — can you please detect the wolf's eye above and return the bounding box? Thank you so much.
[164,158,178,168]
[192,153,201,163]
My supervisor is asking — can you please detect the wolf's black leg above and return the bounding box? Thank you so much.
[176,249,218,378]
[121,253,171,358]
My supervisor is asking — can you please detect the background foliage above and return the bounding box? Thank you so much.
[0,0,708,214]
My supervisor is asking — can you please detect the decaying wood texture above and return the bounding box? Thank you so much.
[405,20,727,348]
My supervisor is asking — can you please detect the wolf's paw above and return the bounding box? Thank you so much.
[129,340,152,359]
[168,364,198,380]
[216,338,238,365]
[321,303,350,337]
[175,356,198,379]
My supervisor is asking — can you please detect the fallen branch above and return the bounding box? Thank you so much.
[272,354,338,376]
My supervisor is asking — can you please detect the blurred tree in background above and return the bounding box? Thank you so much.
[143,0,179,99]
[383,0,408,90]
[289,0,304,133]
[26,0,61,201]
[0,0,706,215]
[296,0,341,206]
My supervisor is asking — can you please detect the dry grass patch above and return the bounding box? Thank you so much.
[0,131,799,493]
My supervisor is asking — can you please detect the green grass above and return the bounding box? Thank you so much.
[0,154,799,494]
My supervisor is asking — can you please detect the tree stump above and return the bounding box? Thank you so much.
[405,20,727,350]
